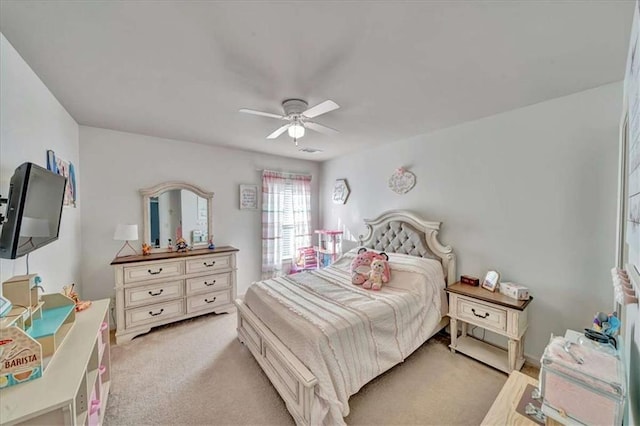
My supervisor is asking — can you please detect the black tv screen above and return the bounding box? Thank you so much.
[0,162,66,259]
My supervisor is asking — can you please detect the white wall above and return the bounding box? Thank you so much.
[321,82,622,360]
[0,34,80,294]
[79,126,321,301]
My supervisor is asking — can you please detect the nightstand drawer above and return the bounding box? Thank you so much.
[457,298,507,331]
[124,280,183,308]
[186,254,232,274]
[186,272,231,294]
[123,261,182,283]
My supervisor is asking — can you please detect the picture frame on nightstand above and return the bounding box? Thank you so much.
[481,270,500,292]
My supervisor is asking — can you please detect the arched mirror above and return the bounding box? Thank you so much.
[140,182,213,249]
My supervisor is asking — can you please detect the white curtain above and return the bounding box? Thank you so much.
[261,171,312,279]
[290,174,312,255]
[262,171,287,279]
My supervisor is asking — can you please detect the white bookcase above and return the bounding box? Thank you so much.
[0,299,111,426]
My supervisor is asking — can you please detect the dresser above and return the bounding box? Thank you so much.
[111,246,238,345]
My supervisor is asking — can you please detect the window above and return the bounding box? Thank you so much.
[261,171,312,279]
[282,181,295,260]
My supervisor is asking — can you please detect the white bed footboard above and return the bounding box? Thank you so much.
[235,298,318,426]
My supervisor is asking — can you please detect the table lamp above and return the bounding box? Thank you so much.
[114,224,138,257]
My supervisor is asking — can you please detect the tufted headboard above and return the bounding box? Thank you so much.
[358,210,456,285]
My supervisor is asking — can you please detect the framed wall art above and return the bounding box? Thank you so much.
[240,184,258,210]
[46,149,77,207]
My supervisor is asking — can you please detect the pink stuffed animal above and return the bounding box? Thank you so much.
[351,247,390,286]
[363,259,389,290]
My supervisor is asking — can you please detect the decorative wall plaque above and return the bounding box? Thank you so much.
[388,167,416,194]
[332,179,350,204]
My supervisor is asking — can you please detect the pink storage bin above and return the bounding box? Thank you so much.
[540,336,625,425]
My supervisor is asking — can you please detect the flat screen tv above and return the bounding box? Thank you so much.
[0,162,66,259]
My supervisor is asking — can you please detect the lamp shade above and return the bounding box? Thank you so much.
[287,123,305,139]
[114,224,138,241]
[20,217,51,237]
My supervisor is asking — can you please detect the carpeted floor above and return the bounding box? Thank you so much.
[104,311,513,426]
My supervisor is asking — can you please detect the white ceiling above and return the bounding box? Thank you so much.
[0,1,633,161]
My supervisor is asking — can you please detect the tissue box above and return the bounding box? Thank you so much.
[498,282,529,300]
[539,336,625,425]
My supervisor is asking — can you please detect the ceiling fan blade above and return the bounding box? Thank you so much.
[302,100,340,118]
[305,121,339,136]
[239,108,285,120]
[267,123,292,139]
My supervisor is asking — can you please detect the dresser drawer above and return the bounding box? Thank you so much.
[186,289,231,314]
[185,254,232,275]
[124,280,183,308]
[186,272,231,295]
[123,261,182,284]
[125,299,185,328]
[457,298,507,332]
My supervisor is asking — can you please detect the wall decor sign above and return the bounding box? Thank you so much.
[240,184,258,210]
[46,150,76,207]
[332,179,350,204]
[388,167,416,194]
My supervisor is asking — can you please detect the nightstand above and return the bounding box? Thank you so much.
[446,282,533,373]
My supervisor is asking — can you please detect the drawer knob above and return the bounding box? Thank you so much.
[203,261,216,267]
[148,268,163,275]
[204,280,217,286]
[148,308,165,317]
[471,308,490,319]
[204,297,217,304]
[148,289,164,296]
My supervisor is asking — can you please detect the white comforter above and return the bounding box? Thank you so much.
[244,252,446,426]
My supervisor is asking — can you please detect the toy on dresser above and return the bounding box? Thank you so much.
[175,237,188,253]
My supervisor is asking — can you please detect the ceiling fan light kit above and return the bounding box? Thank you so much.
[239,98,340,149]
[288,123,305,139]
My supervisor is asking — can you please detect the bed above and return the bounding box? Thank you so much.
[235,210,456,426]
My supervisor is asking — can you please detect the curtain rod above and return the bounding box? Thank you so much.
[256,168,313,177]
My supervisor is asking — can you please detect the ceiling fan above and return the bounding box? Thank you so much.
[239,99,340,144]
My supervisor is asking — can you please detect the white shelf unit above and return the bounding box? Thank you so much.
[314,230,343,268]
[0,299,111,426]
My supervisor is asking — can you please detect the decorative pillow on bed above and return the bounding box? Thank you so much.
[350,247,390,285]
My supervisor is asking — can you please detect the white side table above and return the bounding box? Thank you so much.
[446,282,533,373]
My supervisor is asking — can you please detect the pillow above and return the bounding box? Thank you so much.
[350,247,391,285]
